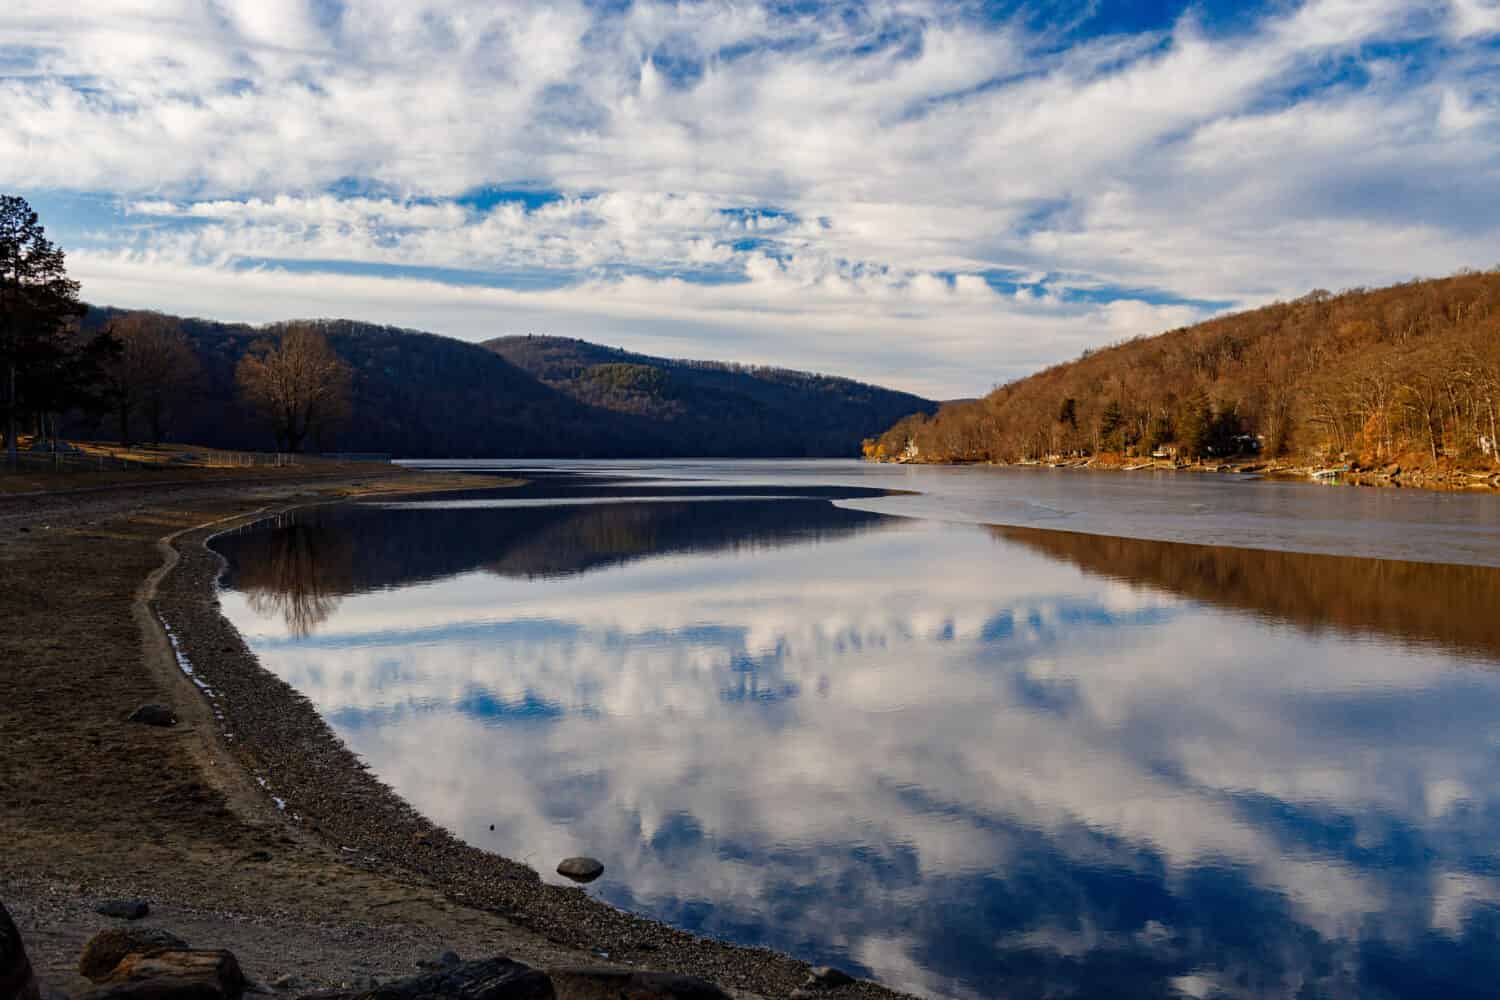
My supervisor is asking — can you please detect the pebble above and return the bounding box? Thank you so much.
[806,966,854,988]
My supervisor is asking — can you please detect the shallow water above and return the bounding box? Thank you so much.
[214,465,1500,999]
[405,458,1500,567]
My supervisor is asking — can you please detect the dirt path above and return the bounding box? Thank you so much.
[0,473,903,1000]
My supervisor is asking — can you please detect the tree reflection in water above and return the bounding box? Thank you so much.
[994,524,1500,661]
[227,514,355,637]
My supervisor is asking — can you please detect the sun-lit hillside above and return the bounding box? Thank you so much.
[869,271,1500,476]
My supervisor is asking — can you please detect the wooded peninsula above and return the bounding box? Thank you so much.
[867,272,1500,487]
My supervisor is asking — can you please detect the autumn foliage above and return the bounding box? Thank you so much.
[868,271,1500,471]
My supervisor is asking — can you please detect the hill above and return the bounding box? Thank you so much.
[486,335,935,457]
[74,311,933,458]
[867,271,1500,476]
[80,311,635,457]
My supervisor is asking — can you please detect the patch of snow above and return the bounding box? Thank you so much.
[160,615,214,695]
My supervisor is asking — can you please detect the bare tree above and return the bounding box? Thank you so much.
[235,323,352,453]
[107,311,200,446]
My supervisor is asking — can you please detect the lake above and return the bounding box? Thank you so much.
[212,461,1500,999]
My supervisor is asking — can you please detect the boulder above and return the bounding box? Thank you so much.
[96,901,151,921]
[554,858,604,883]
[80,927,190,981]
[78,949,244,1000]
[127,704,178,727]
[1,900,42,1000]
[547,969,729,1000]
[296,956,551,1000]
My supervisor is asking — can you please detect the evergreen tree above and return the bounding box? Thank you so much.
[1176,391,1213,459]
[1098,399,1125,451]
[0,195,87,462]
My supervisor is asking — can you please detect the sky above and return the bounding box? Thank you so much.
[3,1,1498,399]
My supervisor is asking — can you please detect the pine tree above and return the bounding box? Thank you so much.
[0,195,87,462]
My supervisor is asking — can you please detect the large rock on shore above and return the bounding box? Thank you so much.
[547,968,730,999]
[79,949,246,1000]
[79,927,190,981]
[127,704,178,727]
[1,900,42,1000]
[554,858,604,883]
[297,956,552,1000]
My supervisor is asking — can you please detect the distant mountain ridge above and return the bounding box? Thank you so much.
[76,310,934,458]
[486,335,934,457]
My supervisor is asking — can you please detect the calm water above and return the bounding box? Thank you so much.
[214,465,1500,999]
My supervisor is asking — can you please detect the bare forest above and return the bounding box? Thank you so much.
[867,271,1500,478]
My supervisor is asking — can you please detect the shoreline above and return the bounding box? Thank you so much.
[869,455,1500,492]
[2,471,902,1000]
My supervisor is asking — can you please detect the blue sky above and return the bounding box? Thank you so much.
[3,0,1498,397]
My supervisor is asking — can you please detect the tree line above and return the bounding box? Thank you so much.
[4,195,933,460]
[1,195,353,460]
[867,271,1500,472]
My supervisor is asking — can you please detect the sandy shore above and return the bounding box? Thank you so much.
[1,471,905,1000]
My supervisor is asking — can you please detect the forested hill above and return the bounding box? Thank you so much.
[74,310,933,457]
[868,271,1500,474]
[487,335,935,456]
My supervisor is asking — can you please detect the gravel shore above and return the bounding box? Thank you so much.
[1,471,909,1000]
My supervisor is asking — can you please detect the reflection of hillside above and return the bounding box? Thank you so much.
[480,500,884,579]
[994,525,1500,660]
[216,499,888,613]
[230,515,356,636]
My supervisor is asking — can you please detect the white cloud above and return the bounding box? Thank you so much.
[4,0,1499,395]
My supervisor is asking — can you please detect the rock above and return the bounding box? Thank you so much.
[1,900,42,1000]
[300,956,550,1000]
[127,704,178,727]
[555,858,604,883]
[802,966,855,989]
[95,901,151,921]
[78,949,245,1000]
[548,968,730,1000]
[271,975,300,992]
[79,927,190,981]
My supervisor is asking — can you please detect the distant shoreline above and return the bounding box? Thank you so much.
[867,454,1500,493]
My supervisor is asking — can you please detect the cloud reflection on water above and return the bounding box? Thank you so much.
[214,498,1500,999]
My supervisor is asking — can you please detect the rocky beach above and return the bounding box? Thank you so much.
[0,469,900,1000]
